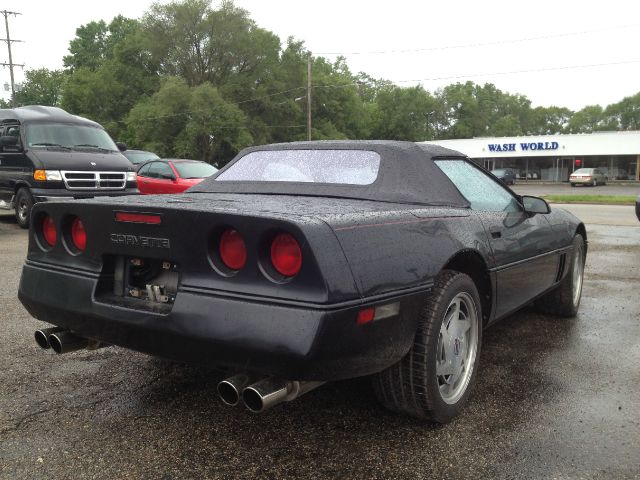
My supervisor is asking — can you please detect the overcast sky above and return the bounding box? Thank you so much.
[4,0,639,111]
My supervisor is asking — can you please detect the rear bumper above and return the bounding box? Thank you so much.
[18,261,426,380]
[569,178,595,185]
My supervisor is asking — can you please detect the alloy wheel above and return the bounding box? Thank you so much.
[436,292,479,405]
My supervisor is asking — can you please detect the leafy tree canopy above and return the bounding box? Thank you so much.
[14,69,67,107]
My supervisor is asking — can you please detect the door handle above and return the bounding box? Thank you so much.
[489,226,502,239]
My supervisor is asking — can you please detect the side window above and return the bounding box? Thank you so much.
[434,160,521,212]
[1,124,22,152]
[150,162,174,179]
[6,125,20,137]
[138,163,153,177]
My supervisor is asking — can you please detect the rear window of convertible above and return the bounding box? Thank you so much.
[216,149,381,185]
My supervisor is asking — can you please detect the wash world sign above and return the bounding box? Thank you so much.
[487,141,560,152]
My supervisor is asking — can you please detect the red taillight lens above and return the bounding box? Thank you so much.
[219,229,246,270]
[71,217,87,251]
[270,233,302,277]
[42,215,57,246]
[115,212,162,224]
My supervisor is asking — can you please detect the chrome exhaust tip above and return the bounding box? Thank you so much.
[34,326,65,349]
[217,373,258,406]
[242,378,326,413]
[48,330,89,354]
[242,378,290,413]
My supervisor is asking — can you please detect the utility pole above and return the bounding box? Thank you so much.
[307,53,312,141]
[1,10,24,107]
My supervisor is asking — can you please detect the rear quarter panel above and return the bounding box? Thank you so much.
[322,207,492,298]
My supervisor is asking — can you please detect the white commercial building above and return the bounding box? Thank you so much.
[426,131,640,182]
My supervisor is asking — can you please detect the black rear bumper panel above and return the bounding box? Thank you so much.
[19,262,425,381]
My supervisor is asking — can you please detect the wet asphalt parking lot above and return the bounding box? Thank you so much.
[0,197,639,480]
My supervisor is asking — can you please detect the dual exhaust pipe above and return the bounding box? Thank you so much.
[34,327,103,354]
[218,373,325,413]
[35,327,320,413]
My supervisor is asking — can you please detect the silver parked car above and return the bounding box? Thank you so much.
[569,168,607,187]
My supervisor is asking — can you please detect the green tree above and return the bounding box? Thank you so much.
[61,17,159,139]
[437,82,532,139]
[603,92,640,130]
[529,106,573,135]
[14,68,66,107]
[143,0,279,88]
[222,37,308,145]
[566,105,604,133]
[64,16,139,72]
[126,77,251,164]
[309,56,371,140]
[370,85,439,141]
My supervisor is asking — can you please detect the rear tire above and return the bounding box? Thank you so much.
[372,270,482,423]
[14,188,34,229]
[535,234,585,317]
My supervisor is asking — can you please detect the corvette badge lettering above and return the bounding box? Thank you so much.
[110,233,170,249]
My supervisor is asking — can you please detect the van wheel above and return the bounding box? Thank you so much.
[15,188,34,229]
[372,271,482,423]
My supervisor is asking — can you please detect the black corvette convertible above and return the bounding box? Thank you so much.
[19,141,587,423]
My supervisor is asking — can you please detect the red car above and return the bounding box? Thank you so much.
[136,159,218,194]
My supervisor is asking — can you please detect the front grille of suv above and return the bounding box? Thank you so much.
[61,171,127,190]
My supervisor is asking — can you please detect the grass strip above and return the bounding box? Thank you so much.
[542,195,636,205]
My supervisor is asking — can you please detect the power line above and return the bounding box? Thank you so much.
[233,86,306,105]
[315,23,640,56]
[311,59,640,90]
[0,10,24,106]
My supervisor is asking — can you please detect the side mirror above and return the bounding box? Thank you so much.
[116,142,127,152]
[160,173,176,181]
[522,195,550,214]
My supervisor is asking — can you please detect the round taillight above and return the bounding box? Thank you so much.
[270,233,302,277]
[42,215,57,246]
[219,229,246,270]
[71,217,87,251]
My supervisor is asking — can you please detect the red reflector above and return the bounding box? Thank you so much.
[115,212,162,224]
[271,233,302,277]
[42,215,57,246]
[71,217,87,251]
[219,229,247,270]
[357,308,376,326]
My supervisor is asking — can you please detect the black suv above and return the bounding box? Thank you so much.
[0,106,138,228]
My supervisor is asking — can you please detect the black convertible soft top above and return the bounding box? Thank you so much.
[191,140,471,207]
